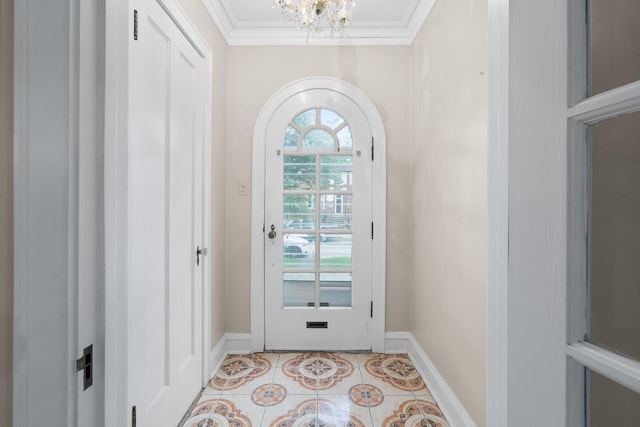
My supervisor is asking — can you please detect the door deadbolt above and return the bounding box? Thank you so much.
[268,224,277,239]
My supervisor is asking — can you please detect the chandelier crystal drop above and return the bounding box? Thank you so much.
[274,0,356,36]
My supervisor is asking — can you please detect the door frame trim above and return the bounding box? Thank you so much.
[487,0,568,425]
[250,77,387,353]
[104,1,213,425]
[13,0,87,424]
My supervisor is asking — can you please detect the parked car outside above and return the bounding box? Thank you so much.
[284,234,314,257]
[283,221,345,242]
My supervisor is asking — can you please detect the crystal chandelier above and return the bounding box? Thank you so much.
[274,0,356,36]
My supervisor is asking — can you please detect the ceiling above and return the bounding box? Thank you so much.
[202,0,436,46]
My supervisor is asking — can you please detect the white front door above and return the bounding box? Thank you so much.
[264,89,373,350]
[128,1,205,425]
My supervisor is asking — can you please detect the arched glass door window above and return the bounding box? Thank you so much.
[282,108,355,308]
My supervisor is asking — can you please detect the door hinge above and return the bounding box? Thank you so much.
[133,10,139,40]
[76,344,93,391]
[371,222,374,239]
[371,137,374,161]
[370,301,373,318]
[196,246,208,266]
[132,406,137,427]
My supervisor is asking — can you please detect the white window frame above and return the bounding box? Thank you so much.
[251,77,387,353]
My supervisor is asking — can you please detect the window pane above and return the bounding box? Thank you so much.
[283,234,314,269]
[590,370,640,426]
[320,109,344,129]
[302,129,335,151]
[283,272,315,307]
[319,273,352,307]
[589,0,640,95]
[293,109,316,128]
[284,155,316,190]
[320,234,352,269]
[284,126,299,151]
[589,110,640,362]
[284,195,315,230]
[319,194,352,229]
[337,126,352,150]
[320,156,353,191]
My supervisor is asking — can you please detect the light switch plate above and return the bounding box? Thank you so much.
[238,182,249,196]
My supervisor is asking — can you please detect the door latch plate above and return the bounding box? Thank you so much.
[76,344,93,390]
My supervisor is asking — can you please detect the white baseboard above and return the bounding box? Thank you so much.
[385,332,477,427]
[209,333,252,377]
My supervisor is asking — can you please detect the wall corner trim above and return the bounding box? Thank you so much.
[384,332,478,427]
[209,333,252,377]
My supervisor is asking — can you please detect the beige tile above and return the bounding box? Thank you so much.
[190,353,446,426]
[250,383,288,408]
[414,398,449,424]
[181,414,218,427]
[328,351,361,367]
[213,355,273,393]
[204,373,228,392]
[262,394,318,427]
[368,395,424,426]
[211,395,265,426]
[180,396,218,426]
[190,395,218,416]
[220,368,277,395]
[412,385,435,400]
[317,395,373,427]
[273,365,318,395]
[248,352,281,366]
[275,352,307,367]
[405,372,429,394]
[356,352,384,365]
[347,384,385,408]
[317,366,364,395]
[360,367,413,396]
[218,354,274,378]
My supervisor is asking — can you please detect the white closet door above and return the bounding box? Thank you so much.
[128,1,205,425]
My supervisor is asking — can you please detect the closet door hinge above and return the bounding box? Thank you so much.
[370,301,373,318]
[132,406,137,427]
[133,10,139,40]
[371,222,374,239]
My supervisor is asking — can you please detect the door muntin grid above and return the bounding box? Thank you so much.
[282,108,354,308]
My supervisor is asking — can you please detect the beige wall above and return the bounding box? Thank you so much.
[0,0,13,424]
[176,0,229,348]
[410,0,488,425]
[225,45,412,333]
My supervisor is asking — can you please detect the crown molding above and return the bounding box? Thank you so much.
[407,0,437,41]
[201,0,233,44]
[201,0,437,46]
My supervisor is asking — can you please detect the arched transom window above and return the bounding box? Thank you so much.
[284,108,353,153]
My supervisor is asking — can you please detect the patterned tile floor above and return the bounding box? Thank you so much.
[179,352,449,427]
